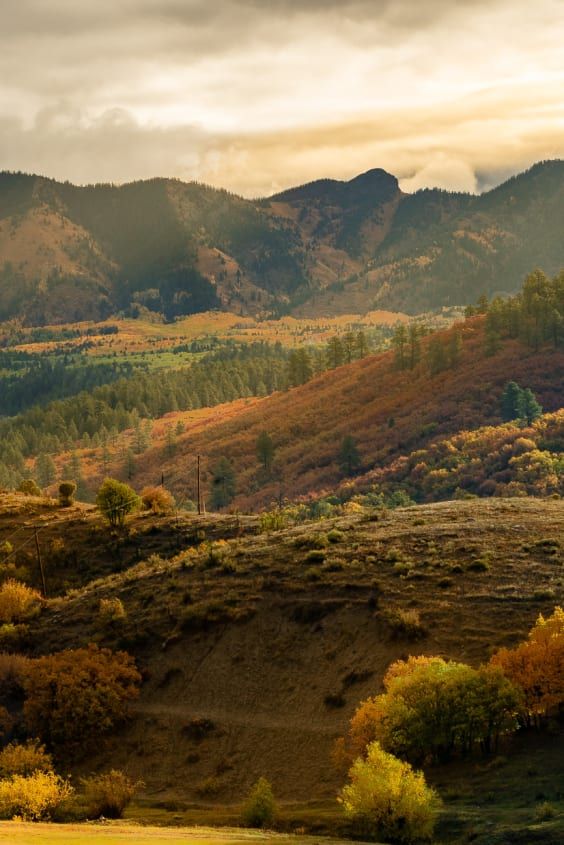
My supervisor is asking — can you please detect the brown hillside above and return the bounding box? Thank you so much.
[24,497,564,806]
[128,321,564,510]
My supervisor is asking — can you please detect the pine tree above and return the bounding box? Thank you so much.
[36,453,56,488]
[408,324,423,370]
[392,325,408,370]
[256,431,275,473]
[338,435,361,476]
[211,457,236,509]
[326,336,345,369]
[521,388,542,425]
[501,381,525,422]
[124,448,136,480]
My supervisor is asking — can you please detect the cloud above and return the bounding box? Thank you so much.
[0,0,562,193]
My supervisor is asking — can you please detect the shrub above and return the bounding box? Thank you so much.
[18,479,41,496]
[81,770,138,819]
[0,580,41,624]
[327,529,345,544]
[259,510,288,532]
[382,607,427,641]
[58,481,76,507]
[339,741,441,843]
[23,644,141,757]
[98,597,126,624]
[96,478,140,527]
[140,486,175,514]
[305,549,326,563]
[0,770,73,820]
[241,777,277,828]
[0,740,53,777]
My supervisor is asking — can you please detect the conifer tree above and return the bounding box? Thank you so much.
[211,457,236,509]
[256,431,275,473]
[338,435,361,476]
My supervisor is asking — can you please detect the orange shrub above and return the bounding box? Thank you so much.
[23,644,141,757]
[141,486,175,514]
[490,606,564,726]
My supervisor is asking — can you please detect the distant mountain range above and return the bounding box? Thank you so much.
[0,159,562,324]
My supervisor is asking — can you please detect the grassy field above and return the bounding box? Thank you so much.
[0,823,353,845]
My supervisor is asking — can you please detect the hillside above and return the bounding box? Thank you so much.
[114,320,564,511]
[11,495,563,837]
[0,160,562,323]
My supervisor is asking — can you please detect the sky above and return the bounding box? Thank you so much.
[1,0,563,196]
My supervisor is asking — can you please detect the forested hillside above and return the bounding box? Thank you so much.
[0,160,562,324]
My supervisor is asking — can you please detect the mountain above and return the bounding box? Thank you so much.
[0,160,563,324]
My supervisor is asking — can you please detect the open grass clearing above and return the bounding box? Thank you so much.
[0,823,363,845]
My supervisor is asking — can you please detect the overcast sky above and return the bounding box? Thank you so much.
[1,0,563,196]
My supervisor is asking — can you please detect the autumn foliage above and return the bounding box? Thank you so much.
[490,606,564,727]
[339,741,441,843]
[347,656,519,765]
[0,580,42,624]
[22,644,141,756]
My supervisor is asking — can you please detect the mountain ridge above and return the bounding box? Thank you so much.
[0,159,562,324]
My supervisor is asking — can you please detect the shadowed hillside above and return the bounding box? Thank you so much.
[0,160,562,323]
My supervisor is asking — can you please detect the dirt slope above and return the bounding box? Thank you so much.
[25,497,564,804]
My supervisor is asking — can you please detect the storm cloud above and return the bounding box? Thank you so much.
[1,0,562,195]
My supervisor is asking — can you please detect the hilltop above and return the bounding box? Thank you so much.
[0,159,563,323]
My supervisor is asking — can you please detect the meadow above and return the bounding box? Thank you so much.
[0,823,349,845]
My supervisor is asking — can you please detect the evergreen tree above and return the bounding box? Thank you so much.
[392,325,408,370]
[35,453,56,488]
[211,457,236,509]
[164,427,177,458]
[326,336,345,369]
[124,447,136,480]
[338,435,361,476]
[521,388,542,425]
[408,324,423,369]
[256,431,275,473]
[343,332,356,364]
[501,381,525,422]
[356,330,369,359]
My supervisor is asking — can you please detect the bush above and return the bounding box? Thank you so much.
[140,486,175,514]
[22,644,141,757]
[96,478,140,527]
[18,479,41,496]
[0,740,53,777]
[58,481,76,507]
[0,580,41,624]
[98,597,126,624]
[241,777,277,828]
[339,741,441,843]
[382,607,427,640]
[0,770,73,820]
[81,770,138,818]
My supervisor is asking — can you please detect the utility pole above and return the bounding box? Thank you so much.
[34,528,47,598]
[197,455,202,515]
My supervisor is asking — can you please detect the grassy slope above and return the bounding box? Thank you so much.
[0,823,347,845]
[122,321,564,509]
[18,498,562,811]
